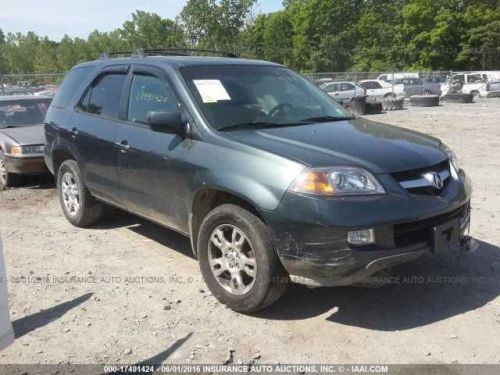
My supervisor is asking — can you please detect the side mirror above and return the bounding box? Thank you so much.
[147,111,185,134]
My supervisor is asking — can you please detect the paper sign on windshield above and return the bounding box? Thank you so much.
[193,79,231,103]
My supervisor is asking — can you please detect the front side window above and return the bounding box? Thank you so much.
[128,75,179,124]
[80,74,127,119]
[180,65,351,130]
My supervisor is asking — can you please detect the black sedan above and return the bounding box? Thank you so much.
[0,96,52,190]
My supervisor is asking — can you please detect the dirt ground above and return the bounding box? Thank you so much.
[0,99,499,366]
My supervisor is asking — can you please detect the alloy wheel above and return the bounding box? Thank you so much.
[208,224,257,295]
[61,172,80,217]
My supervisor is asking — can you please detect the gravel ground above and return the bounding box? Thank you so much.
[0,99,499,365]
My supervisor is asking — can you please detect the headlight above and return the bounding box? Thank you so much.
[10,145,44,155]
[442,144,459,172]
[290,167,385,196]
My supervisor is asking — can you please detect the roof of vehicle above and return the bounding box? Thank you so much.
[0,95,52,102]
[76,55,281,70]
[323,81,357,84]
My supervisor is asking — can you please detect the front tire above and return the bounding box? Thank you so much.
[57,160,103,227]
[0,149,20,191]
[197,204,288,312]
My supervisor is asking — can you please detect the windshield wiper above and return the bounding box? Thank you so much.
[218,121,308,131]
[299,115,354,123]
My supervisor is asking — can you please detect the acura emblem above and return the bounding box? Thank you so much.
[432,173,444,189]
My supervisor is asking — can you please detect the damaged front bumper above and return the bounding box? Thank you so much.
[264,170,472,287]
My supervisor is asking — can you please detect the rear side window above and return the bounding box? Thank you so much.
[51,66,94,109]
[80,74,127,119]
[127,75,179,124]
[340,83,354,91]
[324,83,338,93]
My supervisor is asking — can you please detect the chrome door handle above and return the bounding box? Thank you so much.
[115,141,130,153]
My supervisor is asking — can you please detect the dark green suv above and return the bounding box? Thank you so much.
[44,51,472,312]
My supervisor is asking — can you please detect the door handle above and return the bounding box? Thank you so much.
[115,140,130,153]
[70,127,78,137]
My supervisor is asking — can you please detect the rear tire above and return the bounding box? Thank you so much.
[197,204,288,312]
[410,94,440,107]
[0,150,20,191]
[442,93,474,104]
[57,160,103,227]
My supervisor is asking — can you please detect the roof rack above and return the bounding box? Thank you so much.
[99,51,133,60]
[99,48,238,60]
[133,48,238,58]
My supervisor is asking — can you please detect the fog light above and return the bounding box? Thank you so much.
[348,229,375,245]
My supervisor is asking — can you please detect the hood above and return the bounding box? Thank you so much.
[223,118,447,174]
[0,124,45,146]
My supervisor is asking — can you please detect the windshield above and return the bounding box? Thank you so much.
[180,65,352,130]
[0,99,51,128]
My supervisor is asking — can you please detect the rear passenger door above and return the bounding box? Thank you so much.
[71,66,128,203]
[339,82,355,103]
[115,65,191,232]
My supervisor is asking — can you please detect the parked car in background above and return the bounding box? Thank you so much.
[479,81,500,98]
[320,81,366,105]
[34,85,59,98]
[442,71,500,98]
[0,237,14,351]
[359,79,405,102]
[0,87,34,96]
[45,52,471,312]
[377,72,419,82]
[392,78,442,97]
[0,96,52,190]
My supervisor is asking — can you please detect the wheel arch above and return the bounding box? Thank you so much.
[52,147,77,180]
[189,188,268,258]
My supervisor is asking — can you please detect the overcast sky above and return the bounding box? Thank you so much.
[0,0,283,40]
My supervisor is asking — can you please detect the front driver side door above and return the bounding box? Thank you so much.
[115,65,192,233]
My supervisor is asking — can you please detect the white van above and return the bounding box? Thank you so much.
[0,238,14,350]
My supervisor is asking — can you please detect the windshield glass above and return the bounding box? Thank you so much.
[180,65,352,130]
[0,99,51,128]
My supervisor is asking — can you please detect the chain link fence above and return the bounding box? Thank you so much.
[0,73,65,97]
[1,70,499,99]
[304,70,500,99]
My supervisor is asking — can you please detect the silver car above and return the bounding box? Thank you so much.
[393,78,442,97]
[320,81,366,105]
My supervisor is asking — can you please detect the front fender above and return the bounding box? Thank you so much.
[186,139,306,212]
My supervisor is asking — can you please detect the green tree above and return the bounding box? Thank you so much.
[352,0,403,71]
[4,32,39,73]
[0,29,9,74]
[458,4,500,70]
[180,0,256,53]
[286,0,362,72]
[34,37,58,73]
[121,10,185,49]
[244,11,293,65]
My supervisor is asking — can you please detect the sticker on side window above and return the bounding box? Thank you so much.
[193,80,231,103]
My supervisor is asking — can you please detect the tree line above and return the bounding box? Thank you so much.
[0,0,499,75]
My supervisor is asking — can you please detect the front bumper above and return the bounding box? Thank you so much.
[264,170,472,287]
[4,155,48,175]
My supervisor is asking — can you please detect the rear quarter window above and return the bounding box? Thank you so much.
[51,66,95,109]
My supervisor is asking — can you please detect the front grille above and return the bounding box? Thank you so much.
[392,160,451,195]
[393,204,468,247]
